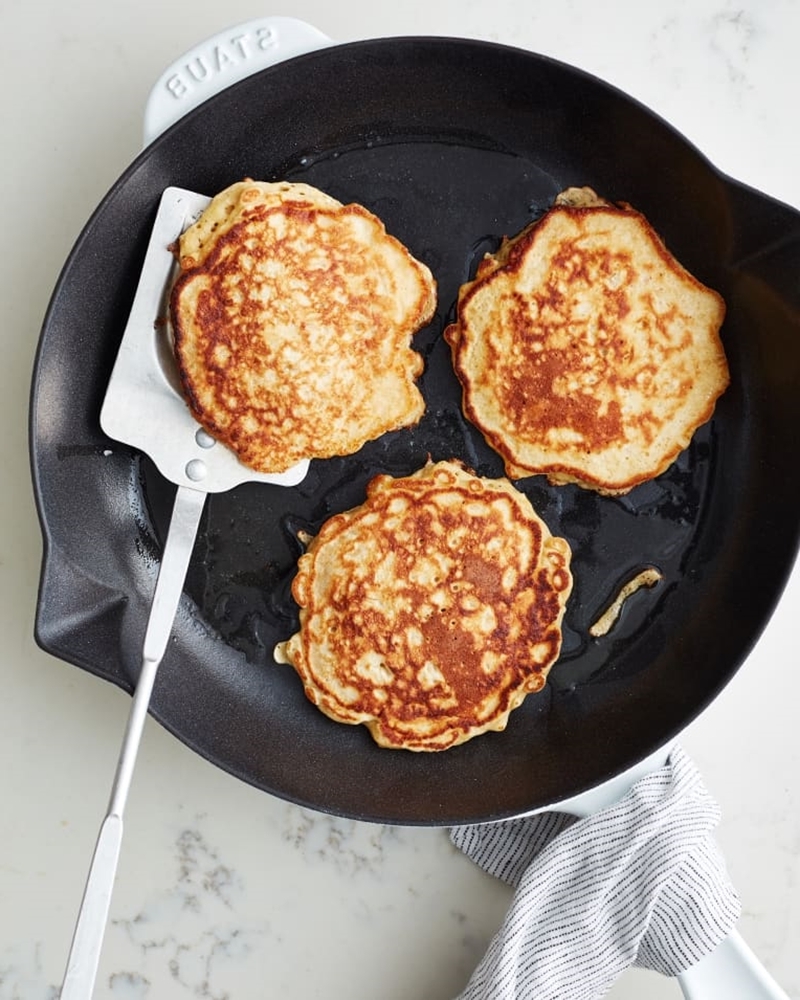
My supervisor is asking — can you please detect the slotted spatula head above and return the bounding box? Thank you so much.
[100,185,309,492]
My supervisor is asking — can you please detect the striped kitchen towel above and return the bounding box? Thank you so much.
[450,746,740,999]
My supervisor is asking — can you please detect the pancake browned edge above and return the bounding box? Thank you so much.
[169,180,437,473]
[444,187,730,495]
[275,459,573,752]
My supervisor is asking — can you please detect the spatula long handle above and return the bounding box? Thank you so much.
[108,485,207,817]
[58,814,123,1000]
[60,484,207,1000]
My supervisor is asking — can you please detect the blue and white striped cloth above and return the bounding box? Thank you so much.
[450,746,740,999]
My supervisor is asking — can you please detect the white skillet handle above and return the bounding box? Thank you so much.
[560,745,789,999]
[677,930,790,1000]
[143,16,334,145]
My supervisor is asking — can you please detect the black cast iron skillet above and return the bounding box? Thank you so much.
[30,36,800,825]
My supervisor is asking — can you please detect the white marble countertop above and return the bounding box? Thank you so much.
[3,1,799,997]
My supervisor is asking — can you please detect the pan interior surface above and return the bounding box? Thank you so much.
[30,38,800,824]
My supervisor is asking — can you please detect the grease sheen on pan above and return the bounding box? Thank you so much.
[445,187,729,495]
[275,460,573,752]
[170,180,437,473]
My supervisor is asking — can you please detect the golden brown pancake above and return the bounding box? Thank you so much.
[170,180,437,473]
[275,460,573,751]
[444,187,729,494]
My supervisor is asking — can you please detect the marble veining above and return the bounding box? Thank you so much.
[0,942,59,1000]
[109,817,266,998]
[0,808,492,999]
[280,806,405,877]
[643,3,758,104]
[708,5,757,89]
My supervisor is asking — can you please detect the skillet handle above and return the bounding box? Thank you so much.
[676,929,789,1000]
[143,16,333,145]
[561,748,789,999]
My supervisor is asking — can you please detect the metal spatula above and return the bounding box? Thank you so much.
[60,186,309,1000]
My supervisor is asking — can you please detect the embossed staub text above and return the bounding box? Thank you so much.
[165,26,278,99]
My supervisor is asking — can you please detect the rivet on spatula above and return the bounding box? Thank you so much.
[195,428,216,448]
[185,459,207,481]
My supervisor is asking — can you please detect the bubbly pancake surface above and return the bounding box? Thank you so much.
[170,180,437,473]
[275,460,573,751]
[444,187,729,494]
